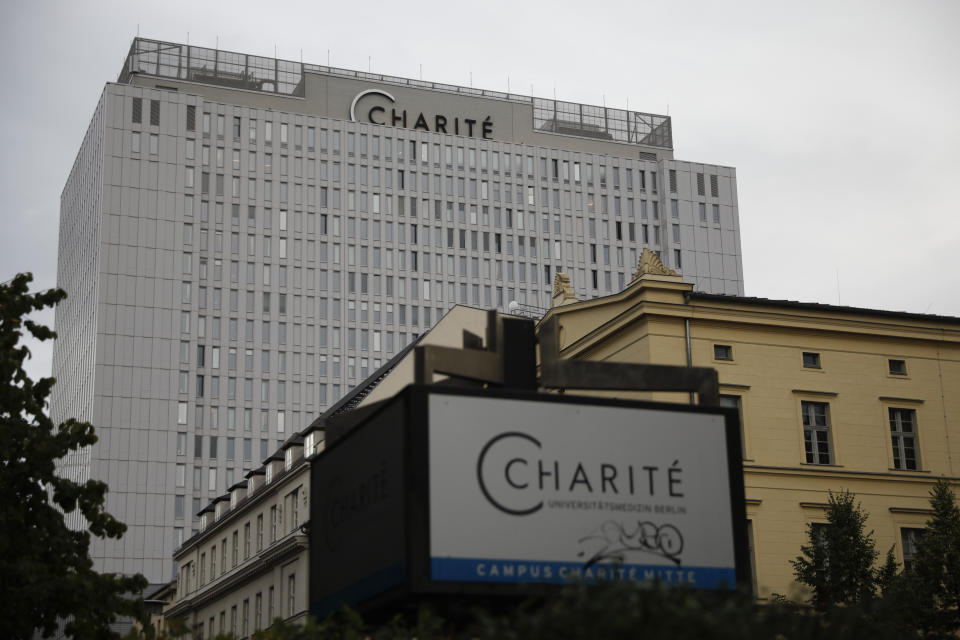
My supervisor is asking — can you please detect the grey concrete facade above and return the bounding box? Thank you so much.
[53,38,745,584]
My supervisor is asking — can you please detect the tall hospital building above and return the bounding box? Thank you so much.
[53,37,744,584]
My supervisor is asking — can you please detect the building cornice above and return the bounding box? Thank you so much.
[744,464,958,484]
[168,532,308,618]
[545,291,960,366]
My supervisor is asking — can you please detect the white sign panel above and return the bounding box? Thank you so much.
[428,394,737,588]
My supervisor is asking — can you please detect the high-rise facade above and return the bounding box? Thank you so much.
[53,37,745,584]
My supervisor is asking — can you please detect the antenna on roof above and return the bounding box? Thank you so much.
[507,77,510,92]
[470,70,473,87]
[327,49,330,66]
[836,268,841,305]
[187,32,189,46]
[530,83,534,97]
[368,56,371,72]
[419,63,422,80]
[602,94,606,108]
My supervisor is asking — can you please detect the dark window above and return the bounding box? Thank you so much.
[132,97,142,124]
[150,99,160,126]
[889,359,907,375]
[802,401,831,464]
[803,352,821,369]
[710,174,719,197]
[811,522,830,569]
[901,528,924,571]
[720,395,744,458]
[696,172,705,196]
[669,169,677,193]
[186,105,196,131]
[889,408,918,470]
[714,344,733,361]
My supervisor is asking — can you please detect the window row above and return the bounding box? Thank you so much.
[187,577,295,639]
[714,345,910,377]
[177,402,319,435]
[802,402,918,470]
[181,198,678,240]
[190,106,672,191]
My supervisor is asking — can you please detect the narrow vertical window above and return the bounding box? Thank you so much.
[901,528,924,571]
[889,408,918,470]
[720,395,744,458]
[802,401,831,464]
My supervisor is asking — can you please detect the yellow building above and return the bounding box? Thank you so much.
[540,251,960,599]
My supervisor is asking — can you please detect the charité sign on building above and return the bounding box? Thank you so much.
[349,88,494,139]
[310,384,750,616]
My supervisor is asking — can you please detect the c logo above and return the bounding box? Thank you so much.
[349,89,396,122]
[476,431,543,516]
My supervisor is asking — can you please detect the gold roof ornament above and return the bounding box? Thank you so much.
[633,248,679,280]
[551,272,578,307]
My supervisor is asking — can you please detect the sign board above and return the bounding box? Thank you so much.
[429,394,738,588]
[311,386,748,616]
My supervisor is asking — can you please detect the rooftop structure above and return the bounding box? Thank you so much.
[120,38,673,149]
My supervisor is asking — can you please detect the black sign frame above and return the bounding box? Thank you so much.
[310,384,749,618]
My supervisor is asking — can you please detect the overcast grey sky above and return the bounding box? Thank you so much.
[2,0,958,383]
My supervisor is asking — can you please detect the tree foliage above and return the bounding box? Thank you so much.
[788,483,960,638]
[239,582,909,640]
[0,273,148,639]
[791,490,880,610]
[903,477,960,638]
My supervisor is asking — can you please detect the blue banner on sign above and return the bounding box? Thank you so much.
[431,557,736,589]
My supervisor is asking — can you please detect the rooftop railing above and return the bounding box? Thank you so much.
[120,38,672,149]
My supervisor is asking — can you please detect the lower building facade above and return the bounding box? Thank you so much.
[166,436,313,638]
[163,275,959,626]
